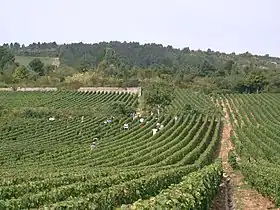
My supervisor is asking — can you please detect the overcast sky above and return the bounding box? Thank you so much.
[1,0,279,56]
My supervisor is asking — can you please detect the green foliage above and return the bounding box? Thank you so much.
[15,56,55,67]
[52,66,77,82]
[20,109,52,119]
[1,42,280,93]
[0,91,222,208]
[12,65,28,82]
[228,149,238,169]
[245,72,268,93]
[167,89,217,116]
[122,161,222,210]
[42,166,198,210]
[44,64,56,74]
[29,58,44,76]
[0,91,138,117]
[144,79,175,114]
[199,59,218,76]
[6,41,280,73]
[224,59,234,73]
[0,46,15,71]
[111,101,136,117]
[223,93,280,206]
[240,162,280,206]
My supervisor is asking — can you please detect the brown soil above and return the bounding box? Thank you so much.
[210,99,279,210]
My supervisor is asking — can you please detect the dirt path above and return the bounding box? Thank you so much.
[211,98,279,210]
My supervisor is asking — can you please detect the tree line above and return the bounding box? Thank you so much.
[1,41,280,93]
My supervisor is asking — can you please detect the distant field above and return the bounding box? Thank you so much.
[15,56,57,66]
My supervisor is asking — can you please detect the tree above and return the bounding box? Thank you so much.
[144,79,175,115]
[265,77,280,93]
[0,46,15,71]
[2,43,9,49]
[224,60,234,74]
[12,65,28,82]
[29,58,44,76]
[182,47,190,53]
[199,59,217,76]
[246,72,268,93]
[51,66,77,82]
[44,64,56,75]
[13,42,20,50]
[2,41,280,93]
[79,60,91,73]
[103,47,120,67]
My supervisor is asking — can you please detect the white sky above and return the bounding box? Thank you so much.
[1,0,279,56]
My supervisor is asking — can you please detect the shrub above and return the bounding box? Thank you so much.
[228,149,238,169]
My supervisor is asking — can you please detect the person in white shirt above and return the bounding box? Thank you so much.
[152,128,158,136]
[123,123,129,129]
[91,142,96,150]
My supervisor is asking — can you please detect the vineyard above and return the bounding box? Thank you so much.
[0,90,225,209]
[168,89,218,114]
[222,93,280,206]
[3,90,280,209]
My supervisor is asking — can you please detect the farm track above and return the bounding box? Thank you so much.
[211,99,279,210]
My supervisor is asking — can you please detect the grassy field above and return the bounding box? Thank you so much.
[15,55,57,66]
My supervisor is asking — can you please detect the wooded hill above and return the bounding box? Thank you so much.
[1,41,280,93]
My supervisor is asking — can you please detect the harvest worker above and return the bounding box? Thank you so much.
[91,141,96,150]
[91,137,98,150]
[123,123,129,129]
[152,128,158,136]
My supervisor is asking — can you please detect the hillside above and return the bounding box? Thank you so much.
[15,56,58,67]
[2,88,280,208]
[222,93,280,205]
[0,90,222,209]
[4,41,280,71]
[1,41,280,93]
